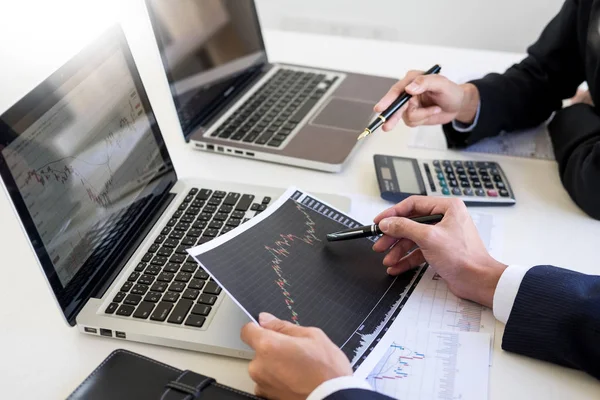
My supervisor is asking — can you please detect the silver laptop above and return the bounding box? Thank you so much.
[145,0,396,172]
[0,26,344,358]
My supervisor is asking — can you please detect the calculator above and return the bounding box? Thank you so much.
[374,154,516,206]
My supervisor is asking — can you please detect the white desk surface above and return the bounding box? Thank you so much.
[1,22,599,399]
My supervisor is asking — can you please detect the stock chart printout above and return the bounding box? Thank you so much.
[189,188,424,365]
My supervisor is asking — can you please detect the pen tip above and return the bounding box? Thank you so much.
[357,130,370,141]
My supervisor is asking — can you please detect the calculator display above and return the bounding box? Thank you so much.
[393,159,420,193]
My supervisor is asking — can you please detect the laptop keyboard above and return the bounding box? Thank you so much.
[104,187,271,329]
[210,68,339,147]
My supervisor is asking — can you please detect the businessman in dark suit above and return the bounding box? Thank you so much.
[374,0,600,220]
[240,195,600,399]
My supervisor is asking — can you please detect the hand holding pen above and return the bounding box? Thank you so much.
[368,196,506,308]
[358,65,482,139]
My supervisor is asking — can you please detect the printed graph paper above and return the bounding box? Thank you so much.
[190,189,424,365]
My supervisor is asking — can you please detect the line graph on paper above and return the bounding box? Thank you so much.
[192,192,422,364]
[265,203,322,323]
[396,267,496,334]
[367,329,491,400]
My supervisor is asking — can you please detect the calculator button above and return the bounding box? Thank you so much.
[476,189,486,196]
[476,162,491,168]
[435,167,442,173]
[460,180,470,188]
[445,166,453,174]
[487,190,498,197]
[496,182,506,189]
[452,187,462,196]
[453,160,463,167]
[458,174,468,181]
[442,160,452,167]
[484,182,494,189]
[469,175,479,181]
[491,168,499,175]
[465,161,474,167]
[479,168,488,175]
[456,167,465,174]
[493,175,503,182]
[499,189,510,197]
[439,179,447,187]
[463,188,474,196]
[442,187,450,195]
[447,172,456,180]
[449,180,458,187]
[433,160,441,167]
[472,181,482,188]
[437,172,444,180]
[481,175,491,182]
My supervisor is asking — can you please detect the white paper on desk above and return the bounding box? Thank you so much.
[409,124,555,160]
[355,326,491,400]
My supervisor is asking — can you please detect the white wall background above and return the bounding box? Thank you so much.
[255,0,565,53]
[0,0,567,113]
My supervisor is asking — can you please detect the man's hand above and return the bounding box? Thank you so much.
[241,313,352,400]
[375,71,480,131]
[372,196,506,307]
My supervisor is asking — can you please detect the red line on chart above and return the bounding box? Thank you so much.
[263,203,321,324]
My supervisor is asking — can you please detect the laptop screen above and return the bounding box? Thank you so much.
[0,26,176,325]
[146,0,267,138]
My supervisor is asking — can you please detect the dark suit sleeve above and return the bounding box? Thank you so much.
[502,265,600,379]
[324,389,394,400]
[546,104,600,219]
[442,0,585,147]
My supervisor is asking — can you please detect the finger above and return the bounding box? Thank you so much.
[254,384,274,399]
[259,312,310,337]
[386,249,426,276]
[383,239,418,267]
[404,74,451,96]
[378,216,433,243]
[419,112,457,126]
[372,235,398,253]
[381,103,408,132]
[375,70,423,112]
[376,195,457,222]
[403,105,442,127]
[240,321,263,349]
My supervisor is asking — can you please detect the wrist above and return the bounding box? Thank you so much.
[456,83,480,124]
[467,258,507,308]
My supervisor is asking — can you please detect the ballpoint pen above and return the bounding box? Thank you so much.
[326,214,444,242]
[357,64,442,140]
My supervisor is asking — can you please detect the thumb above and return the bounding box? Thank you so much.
[259,312,308,337]
[378,217,432,244]
[405,75,450,96]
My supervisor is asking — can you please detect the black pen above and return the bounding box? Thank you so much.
[326,214,444,242]
[357,64,442,140]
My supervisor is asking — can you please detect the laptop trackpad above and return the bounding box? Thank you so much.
[311,98,374,131]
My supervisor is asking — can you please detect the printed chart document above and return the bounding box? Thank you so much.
[409,124,555,160]
[349,194,501,399]
[188,188,426,366]
[359,328,491,400]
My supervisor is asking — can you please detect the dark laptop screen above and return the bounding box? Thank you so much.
[146,0,267,138]
[0,26,176,324]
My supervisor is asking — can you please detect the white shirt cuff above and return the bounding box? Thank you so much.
[451,101,481,132]
[307,376,372,400]
[492,264,534,324]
